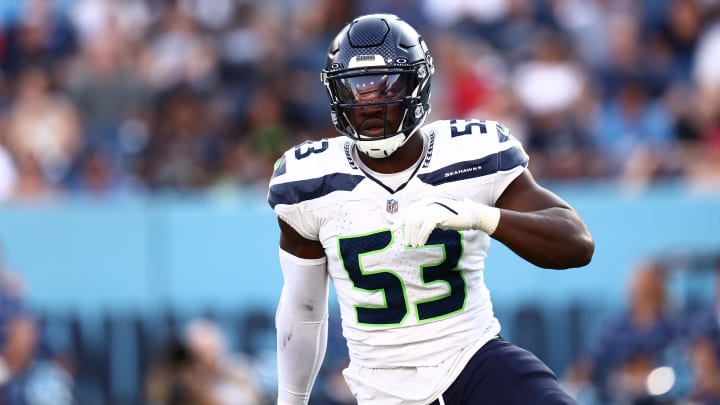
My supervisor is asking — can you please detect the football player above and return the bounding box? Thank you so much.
[268,13,594,405]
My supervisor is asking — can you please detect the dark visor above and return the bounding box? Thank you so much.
[334,74,411,105]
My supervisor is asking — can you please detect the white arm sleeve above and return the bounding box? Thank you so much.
[276,248,329,405]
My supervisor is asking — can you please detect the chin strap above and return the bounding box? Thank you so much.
[356,133,407,158]
[354,106,424,158]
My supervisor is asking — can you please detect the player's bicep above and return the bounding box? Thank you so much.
[278,218,325,259]
[495,169,572,212]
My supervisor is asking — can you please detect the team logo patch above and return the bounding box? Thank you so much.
[386,199,399,214]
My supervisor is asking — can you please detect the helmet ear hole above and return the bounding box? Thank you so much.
[417,65,428,80]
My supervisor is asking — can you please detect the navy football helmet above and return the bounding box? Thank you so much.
[321,14,434,158]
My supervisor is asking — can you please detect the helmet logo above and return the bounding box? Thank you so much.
[348,55,386,68]
[330,63,342,70]
[395,58,408,64]
[414,106,424,119]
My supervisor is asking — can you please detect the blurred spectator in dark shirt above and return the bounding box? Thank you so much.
[139,87,224,192]
[0,0,77,77]
[689,336,720,405]
[657,0,702,84]
[0,247,75,405]
[564,260,677,404]
[0,245,24,347]
[0,314,75,405]
[684,261,720,404]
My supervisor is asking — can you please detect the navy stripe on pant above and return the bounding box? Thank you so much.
[430,337,576,405]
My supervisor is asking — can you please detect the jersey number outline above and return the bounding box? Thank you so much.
[295,139,329,159]
[452,119,511,142]
[338,229,466,326]
[450,119,487,137]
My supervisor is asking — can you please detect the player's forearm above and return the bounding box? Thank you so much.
[492,206,594,269]
[276,249,330,404]
[276,304,328,404]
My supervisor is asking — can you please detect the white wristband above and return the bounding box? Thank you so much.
[435,199,501,235]
[468,203,501,235]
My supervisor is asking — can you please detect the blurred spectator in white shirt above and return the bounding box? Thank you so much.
[182,318,268,405]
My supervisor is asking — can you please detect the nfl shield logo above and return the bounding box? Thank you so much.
[386,199,399,213]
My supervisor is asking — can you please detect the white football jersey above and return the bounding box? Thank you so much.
[268,119,529,404]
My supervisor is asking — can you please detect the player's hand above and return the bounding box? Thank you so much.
[391,197,500,247]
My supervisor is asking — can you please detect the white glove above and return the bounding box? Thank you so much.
[391,197,500,247]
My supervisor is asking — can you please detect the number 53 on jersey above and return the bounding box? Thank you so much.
[338,228,467,327]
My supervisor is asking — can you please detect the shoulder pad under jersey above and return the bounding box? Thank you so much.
[267,137,365,209]
[420,119,528,173]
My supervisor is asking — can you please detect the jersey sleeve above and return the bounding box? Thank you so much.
[267,138,365,241]
[267,151,322,241]
[488,121,529,205]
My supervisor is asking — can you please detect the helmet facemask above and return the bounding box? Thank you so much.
[323,63,432,158]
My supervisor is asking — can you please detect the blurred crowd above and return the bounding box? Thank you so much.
[1,0,720,404]
[562,256,720,405]
[0,0,718,204]
[0,239,274,405]
[1,239,720,404]
[143,318,270,405]
[0,245,77,405]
